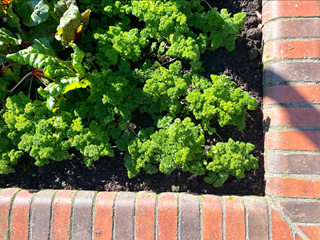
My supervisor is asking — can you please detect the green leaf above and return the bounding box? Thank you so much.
[55,3,91,47]
[61,77,89,94]
[71,43,85,78]
[12,63,21,82]
[25,13,58,44]
[6,38,69,69]
[43,63,74,79]
[13,0,50,26]
[6,5,21,30]
[53,0,76,18]
[46,96,56,110]
[80,9,91,34]
[56,3,80,31]
[0,28,21,45]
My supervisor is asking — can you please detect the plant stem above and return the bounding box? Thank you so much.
[202,0,213,10]
[6,71,33,92]
[214,131,223,142]
[28,75,34,98]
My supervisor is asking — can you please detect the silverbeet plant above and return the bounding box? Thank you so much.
[0,0,259,187]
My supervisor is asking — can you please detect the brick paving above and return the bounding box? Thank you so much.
[0,0,320,239]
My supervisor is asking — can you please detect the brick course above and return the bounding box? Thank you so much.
[1,0,320,239]
[10,190,33,240]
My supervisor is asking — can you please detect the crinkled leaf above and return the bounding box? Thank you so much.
[55,4,91,46]
[0,28,21,45]
[80,9,91,34]
[6,38,69,69]
[6,5,21,30]
[13,0,49,26]
[53,0,76,18]
[71,43,85,78]
[61,77,89,94]
[38,83,62,98]
[46,96,56,110]
[43,63,74,79]
[57,3,80,30]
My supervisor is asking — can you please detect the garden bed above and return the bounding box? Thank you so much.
[0,0,264,195]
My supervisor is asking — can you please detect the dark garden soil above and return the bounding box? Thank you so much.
[0,0,264,196]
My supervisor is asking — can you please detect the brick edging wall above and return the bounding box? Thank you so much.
[1,1,320,239]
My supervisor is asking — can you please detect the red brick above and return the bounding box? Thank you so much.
[263,40,320,62]
[280,201,320,223]
[263,19,320,42]
[31,190,56,240]
[264,153,320,174]
[201,195,222,240]
[265,131,320,151]
[263,85,320,105]
[270,205,293,239]
[10,190,34,240]
[295,234,304,240]
[72,191,96,240]
[263,62,320,83]
[224,197,245,240]
[245,197,268,240]
[0,188,19,240]
[135,192,156,240]
[114,192,135,240]
[93,192,116,240]
[263,108,320,127]
[266,176,320,198]
[297,225,320,239]
[157,193,178,240]
[179,194,200,240]
[51,190,76,240]
[262,1,320,24]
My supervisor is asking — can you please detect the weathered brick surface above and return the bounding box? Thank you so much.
[263,62,320,84]
[31,190,56,240]
[0,188,19,240]
[179,194,200,240]
[10,190,34,240]
[224,197,245,240]
[280,201,320,223]
[262,1,320,24]
[51,190,76,240]
[265,153,320,174]
[263,108,320,127]
[114,192,135,240]
[263,40,320,62]
[297,225,320,239]
[201,195,222,240]
[135,192,156,240]
[72,191,95,240]
[157,193,178,240]
[245,197,269,240]
[263,19,320,42]
[265,131,320,151]
[266,176,320,198]
[270,205,292,239]
[295,233,304,240]
[263,85,320,105]
[93,192,116,240]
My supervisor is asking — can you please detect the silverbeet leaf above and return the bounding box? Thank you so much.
[6,37,68,69]
[13,0,49,27]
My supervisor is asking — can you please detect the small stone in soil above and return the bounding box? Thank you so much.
[248,48,259,61]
